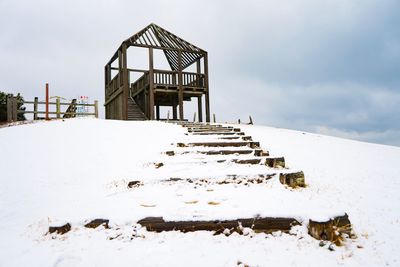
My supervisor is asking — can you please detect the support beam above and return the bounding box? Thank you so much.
[198,96,203,122]
[119,45,128,120]
[172,102,177,120]
[178,51,184,120]
[149,47,155,120]
[196,59,203,122]
[204,53,210,122]
[156,105,160,120]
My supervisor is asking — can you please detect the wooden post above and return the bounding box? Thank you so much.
[33,97,38,120]
[56,98,60,119]
[172,103,177,120]
[178,51,184,121]
[196,60,203,122]
[197,96,203,122]
[204,53,210,122]
[94,100,99,118]
[45,83,49,120]
[12,97,17,121]
[6,95,12,123]
[156,105,160,120]
[121,44,129,120]
[149,47,155,120]
[104,64,110,119]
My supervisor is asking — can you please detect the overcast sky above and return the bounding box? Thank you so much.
[1,0,399,146]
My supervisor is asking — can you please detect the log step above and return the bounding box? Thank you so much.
[188,149,260,155]
[279,171,305,187]
[48,223,71,235]
[137,216,300,234]
[165,149,269,156]
[218,136,252,141]
[178,141,260,148]
[128,174,276,188]
[185,126,233,129]
[188,128,240,133]
[84,219,110,229]
[188,132,245,136]
[308,214,353,245]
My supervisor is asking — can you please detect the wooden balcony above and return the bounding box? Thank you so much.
[130,70,206,98]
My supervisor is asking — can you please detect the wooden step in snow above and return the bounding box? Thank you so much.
[165,149,268,156]
[188,132,245,136]
[178,141,260,148]
[128,174,276,188]
[137,216,300,233]
[218,136,252,141]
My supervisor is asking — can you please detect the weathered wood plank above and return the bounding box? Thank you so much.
[308,214,352,245]
[279,171,305,187]
[138,216,300,233]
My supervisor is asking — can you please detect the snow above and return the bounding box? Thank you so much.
[1,118,400,266]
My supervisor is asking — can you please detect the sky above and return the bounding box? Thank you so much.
[0,0,399,146]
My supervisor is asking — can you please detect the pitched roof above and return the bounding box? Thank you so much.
[122,23,206,71]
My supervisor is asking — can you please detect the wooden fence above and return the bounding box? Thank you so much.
[6,96,99,123]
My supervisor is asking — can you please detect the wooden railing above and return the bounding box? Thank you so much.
[5,96,99,122]
[105,73,121,99]
[153,70,177,86]
[131,72,149,96]
[131,70,205,89]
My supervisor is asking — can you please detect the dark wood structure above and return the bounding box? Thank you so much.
[104,23,210,121]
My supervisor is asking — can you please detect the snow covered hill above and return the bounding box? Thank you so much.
[0,118,399,266]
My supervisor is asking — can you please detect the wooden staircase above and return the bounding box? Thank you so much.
[47,121,353,246]
[127,97,147,121]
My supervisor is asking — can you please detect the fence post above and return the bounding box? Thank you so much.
[11,97,17,121]
[33,97,38,120]
[7,96,17,122]
[45,83,49,120]
[94,100,99,118]
[6,95,12,123]
[56,98,61,119]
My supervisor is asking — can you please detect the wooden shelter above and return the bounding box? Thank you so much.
[104,23,210,121]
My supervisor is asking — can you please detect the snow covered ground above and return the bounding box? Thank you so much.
[0,118,399,266]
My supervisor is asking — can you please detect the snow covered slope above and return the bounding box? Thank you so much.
[0,118,399,266]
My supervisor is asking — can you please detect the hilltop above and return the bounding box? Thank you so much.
[0,118,399,266]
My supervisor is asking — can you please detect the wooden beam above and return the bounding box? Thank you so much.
[198,95,203,122]
[122,43,129,120]
[137,216,300,233]
[33,97,38,120]
[204,53,210,122]
[172,102,177,120]
[178,51,184,120]
[149,47,155,120]
[156,105,160,120]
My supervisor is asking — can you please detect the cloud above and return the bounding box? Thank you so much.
[0,0,399,146]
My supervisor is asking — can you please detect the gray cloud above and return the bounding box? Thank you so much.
[0,0,399,146]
